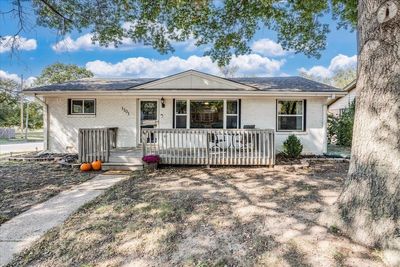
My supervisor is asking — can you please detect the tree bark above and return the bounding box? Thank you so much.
[336,0,400,258]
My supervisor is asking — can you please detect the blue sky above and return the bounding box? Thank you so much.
[0,2,357,85]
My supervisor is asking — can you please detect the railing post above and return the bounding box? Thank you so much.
[206,131,210,168]
[142,129,147,157]
[78,129,82,162]
[105,128,110,162]
[272,131,275,167]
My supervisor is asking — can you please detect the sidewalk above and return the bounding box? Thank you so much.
[0,142,44,154]
[0,173,130,266]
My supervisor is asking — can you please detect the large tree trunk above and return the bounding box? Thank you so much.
[335,0,400,262]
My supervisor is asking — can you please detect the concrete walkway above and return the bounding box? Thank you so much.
[0,173,130,266]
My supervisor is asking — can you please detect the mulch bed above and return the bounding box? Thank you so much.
[0,161,100,225]
[8,152,78,163]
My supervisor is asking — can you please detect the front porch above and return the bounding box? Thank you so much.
[78,128,275,169]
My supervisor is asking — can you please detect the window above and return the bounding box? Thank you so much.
[69,99,95,115]
[175,100,187,128]
[140,101,157,120]
[226,100,239,129]
[173,99,240,129]
[190,100,223,128]
[277,100,304,131]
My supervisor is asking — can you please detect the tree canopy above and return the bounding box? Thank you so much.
[6,0,357,65]
[0,78,43,129]
[0,62,93,129]
[34,63,94,86]
[300,67,356,88]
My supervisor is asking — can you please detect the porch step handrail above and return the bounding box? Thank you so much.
[142,128,275,166]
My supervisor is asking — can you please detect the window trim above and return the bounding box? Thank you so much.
[226,99,239,129]
[174,99,188,129]
[69,99,96,115]
[173,99,240,129]
[276,99,304,132]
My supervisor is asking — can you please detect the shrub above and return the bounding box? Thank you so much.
[328,100,355,147]
[142,154,160,164]
[282,134,303,158]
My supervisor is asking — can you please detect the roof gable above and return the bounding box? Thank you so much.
[135,70,257,91]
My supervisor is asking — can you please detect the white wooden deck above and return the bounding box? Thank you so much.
[78,128,275,167]
[142,128,275,166]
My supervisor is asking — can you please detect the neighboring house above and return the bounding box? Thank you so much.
[24,70,345,163]
[328,80,356,116]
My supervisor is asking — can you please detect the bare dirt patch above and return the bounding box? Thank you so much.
[8,162,384,267]
[0,161,99,224]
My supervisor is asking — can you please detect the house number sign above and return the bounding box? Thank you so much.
[121,107,130,116]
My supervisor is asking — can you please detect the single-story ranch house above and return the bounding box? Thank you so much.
[24,70,345,167]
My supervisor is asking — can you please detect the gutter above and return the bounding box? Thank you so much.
[34,94,49,151]
[24,90,347,97]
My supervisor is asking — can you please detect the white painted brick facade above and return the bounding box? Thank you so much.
[46,96,137,152]
[46,95,328,155]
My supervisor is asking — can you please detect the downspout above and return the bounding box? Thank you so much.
[34,94,49,151]
[322,102,328,155]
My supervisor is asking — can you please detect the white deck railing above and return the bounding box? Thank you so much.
[78,127,118,163]
[142,128,275,166]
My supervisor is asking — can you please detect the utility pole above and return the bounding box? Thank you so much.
[25,101,29,141]
[20,75,24,137]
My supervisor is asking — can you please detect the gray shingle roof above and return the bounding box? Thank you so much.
[25,78,157,92]
[230,77,340,92]
[24,76,341,93]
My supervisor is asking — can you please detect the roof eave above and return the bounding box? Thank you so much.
[24,89,346,97]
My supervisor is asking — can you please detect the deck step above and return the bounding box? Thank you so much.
[102,162,143,171]
[108,157,143,165]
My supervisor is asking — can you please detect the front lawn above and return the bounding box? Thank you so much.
[0,161,98,225]
[9,162,384,266]
[0,129,44,145]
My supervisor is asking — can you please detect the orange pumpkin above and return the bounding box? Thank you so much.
[80,162,92,171]
[91,160,102,171]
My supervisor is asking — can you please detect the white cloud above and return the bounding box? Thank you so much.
[0,36,37,53]
[0,70,36,87]
[24,76,37,87]
[52,33,141,52]
[298,54,357,78]
[251,38,287,57]
[53,31,201,53]
[0,70,20,81]
[172,37,198,52]
[85,54,285,78]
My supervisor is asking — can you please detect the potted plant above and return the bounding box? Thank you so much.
[142,154,161,171]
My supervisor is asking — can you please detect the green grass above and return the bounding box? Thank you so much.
[0,129,43,145]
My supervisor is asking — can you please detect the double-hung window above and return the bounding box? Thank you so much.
[175,100,187,128]
[68,99,96,115]
[226,100,239,129]
[277,100,304,131]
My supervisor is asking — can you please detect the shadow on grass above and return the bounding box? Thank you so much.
[7,162,384,267]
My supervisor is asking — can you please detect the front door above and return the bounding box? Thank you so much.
[140,100,158,143]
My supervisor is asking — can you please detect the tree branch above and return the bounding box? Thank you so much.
[38,0,73,24]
